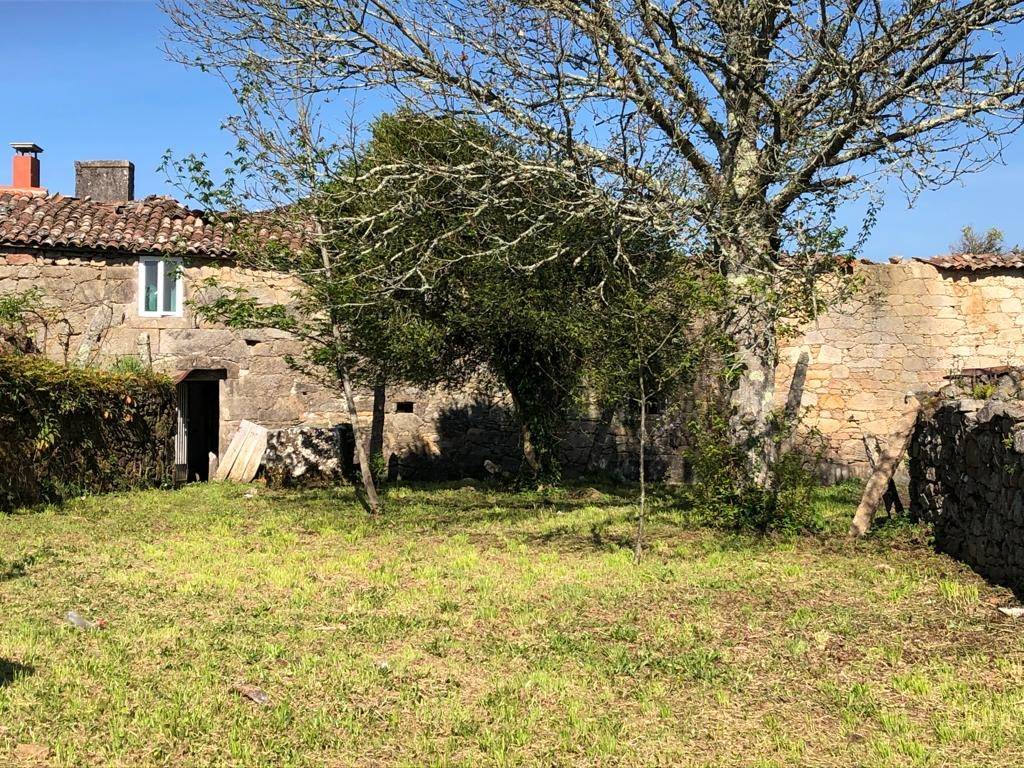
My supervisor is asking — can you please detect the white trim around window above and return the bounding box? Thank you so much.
[138,256,184,318]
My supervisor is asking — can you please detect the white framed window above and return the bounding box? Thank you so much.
[138,257,183,317]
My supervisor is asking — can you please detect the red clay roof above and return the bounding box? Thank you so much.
[0,191,299,258]
[3,191,1018,271]
[921,252,1024,271]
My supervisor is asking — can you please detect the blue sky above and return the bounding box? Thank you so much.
[2,0,1023,260]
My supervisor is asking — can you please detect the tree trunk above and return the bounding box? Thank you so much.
[520,421,542,476]
[507,385,544,477]
[719,214,779,488]
[726,311,778,487]
[312,226,379,512]
[339,366,380,513]
[369,382,386,469]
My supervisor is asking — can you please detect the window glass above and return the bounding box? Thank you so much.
[163,263,178,313]
[143,260,159,313]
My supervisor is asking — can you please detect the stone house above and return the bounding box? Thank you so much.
[0,144,595,482]
[1,143,1017,483]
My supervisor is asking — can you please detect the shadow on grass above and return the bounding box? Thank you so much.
[0,659,34,688]
[253,479,810,558]
[0,552,42,582]
[126,478,870,559]
[262,478,647,527]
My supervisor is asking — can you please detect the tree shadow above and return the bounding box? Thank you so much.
[0,552,41,582]
[385,399,523,481]
[0,659,34,688]
[783,351,810,420]
[383,397,684,483]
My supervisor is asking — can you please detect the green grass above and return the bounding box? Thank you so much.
[1,481,1023,766]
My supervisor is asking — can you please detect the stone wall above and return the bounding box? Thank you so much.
[13,247,1024,483]
[0,247,674,480]
[0,247,345,451]
[909,373,1024,595]
[778,260,1024,480]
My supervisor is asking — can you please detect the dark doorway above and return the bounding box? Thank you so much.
[174,369,226,483]
[185,380,220,481]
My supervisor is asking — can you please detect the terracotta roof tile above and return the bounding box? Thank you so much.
[0,192,300,258]
[920,252,1024,271]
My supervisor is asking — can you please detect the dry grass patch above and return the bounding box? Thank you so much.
[1,481,1023,766]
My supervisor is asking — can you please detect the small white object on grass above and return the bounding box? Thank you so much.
[997,606,1024,618]
[65,610,98,630]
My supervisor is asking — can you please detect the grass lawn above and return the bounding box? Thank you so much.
[1,481,1023,767]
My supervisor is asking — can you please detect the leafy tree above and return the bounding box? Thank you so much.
[340,112,611,478]
[172,111,649,489]
[951,226,1008,255]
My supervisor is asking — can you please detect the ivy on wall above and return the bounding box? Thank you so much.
[0,355,176,510]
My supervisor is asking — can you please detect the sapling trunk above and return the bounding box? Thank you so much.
[635,368,647,562]
[314,229,380,513]
[339,366,380,513]
[369,382,386,473]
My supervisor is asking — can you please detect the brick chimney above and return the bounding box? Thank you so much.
[0,143,46,195]
[75,160,134,202]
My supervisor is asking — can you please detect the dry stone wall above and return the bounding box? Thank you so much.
[909,373,1024,595]
[778,261,1024,479]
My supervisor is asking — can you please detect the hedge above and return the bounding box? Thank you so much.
[0,355,176,510]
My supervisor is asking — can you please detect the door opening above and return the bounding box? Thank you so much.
[185,380,219,481]
[174,369,226,483]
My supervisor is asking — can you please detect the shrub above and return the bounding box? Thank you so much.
[0,355,176,510]
[0,289,42,355]
[683,411,825,534]
[970,382,997,400]
[110,355,148,375]
[0,288,42,326]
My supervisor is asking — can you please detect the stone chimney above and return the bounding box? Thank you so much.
[75,160,134,202]
[0,143,46,194]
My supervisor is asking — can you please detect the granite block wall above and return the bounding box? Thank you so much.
[0,247,680,480]
[778,260,1024,479]
[11,247,1024,482]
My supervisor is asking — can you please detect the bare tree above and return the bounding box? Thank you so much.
[164,0,1024,484]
